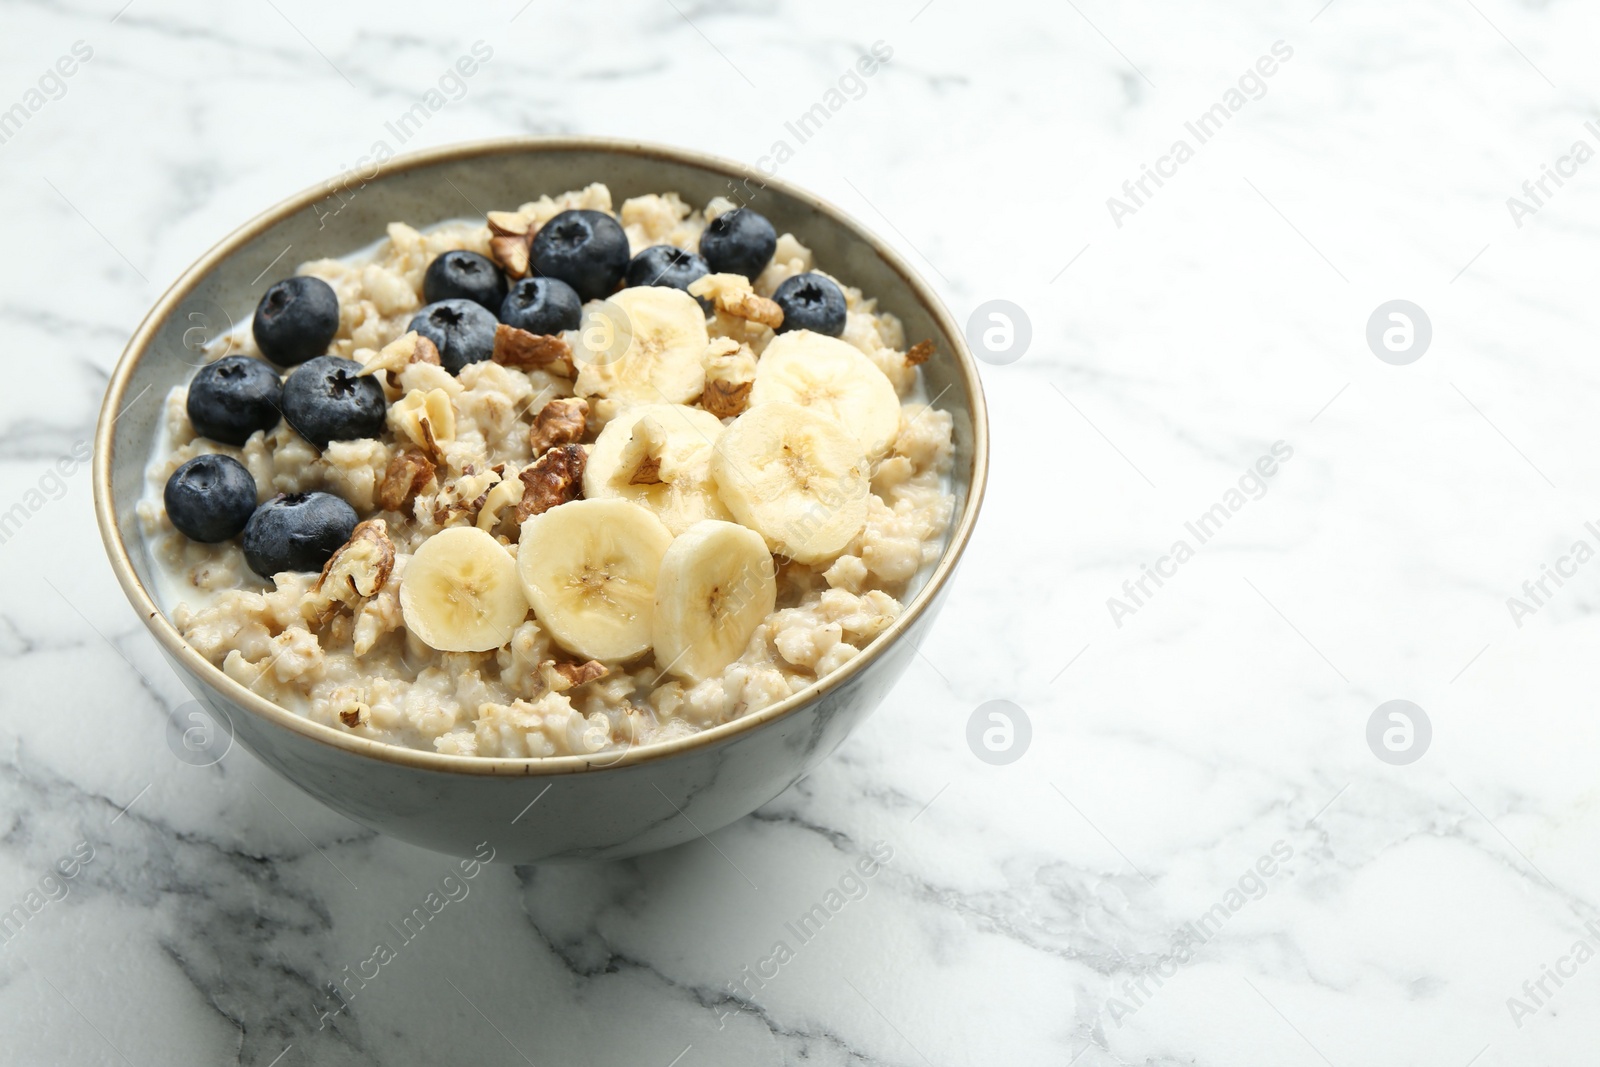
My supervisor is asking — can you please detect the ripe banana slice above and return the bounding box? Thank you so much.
[750,330,901,457]
[709,402,869,564]
[574,286,708,406]
[400,526,528,653]
[517,498,674,661]
[583,403,733,534]
[653,520,777,683]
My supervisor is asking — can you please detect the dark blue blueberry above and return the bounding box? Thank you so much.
[164,454,258,543]
[699,209,776,279]
[408,299,499,375]
[625,245,712,310]
[773,273,847,336]
[252,275,340,366]
[499,277,583,335]
[186,356,282,446]
[423,250,507,312]
[280,355,387,450]
[531,209,629,302]
[242,491,358,577]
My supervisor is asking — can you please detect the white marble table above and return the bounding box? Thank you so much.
[3,0,1598,1062]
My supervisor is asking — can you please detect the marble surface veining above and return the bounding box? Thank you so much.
[3,0,1600,1063]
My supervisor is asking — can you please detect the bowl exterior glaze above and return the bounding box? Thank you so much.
[95,138,987,863]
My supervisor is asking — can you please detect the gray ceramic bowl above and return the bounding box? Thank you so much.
[94,137,988,863]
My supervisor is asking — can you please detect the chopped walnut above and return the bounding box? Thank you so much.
[390,388,454,462]
[702,378,752,419]
[432,467,502,527]
[339,702,372,728]
[702,339,757,418]
[493,324,573,375]
[689,272,784,328]
[359,331,441,378]
[487,211,531,237]
[540,658,609,692]
[376,448,436,511]
[516,444,586,521]
[528,397,589,455]
[721,290,783,328]
[305,520,395,628]
[905,340,934,366]
[476,470,526,532]
[616,417,667,485]
[489,234,531,278]
[412,335,441,365]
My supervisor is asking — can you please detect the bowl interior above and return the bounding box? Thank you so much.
[99,138,986,772]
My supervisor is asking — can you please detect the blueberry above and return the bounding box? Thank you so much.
[423,250,507,312]
[531,209,629,302]
[499,277,583,335]
[773,273,847,336]
[408,299,499,375]
[699,209,777,279]
[280,355,387,449]
[242,491,358,577]
[625,245,711,310]
[164,454,258,543]
[186,356,282,446]
[252,275,340,366]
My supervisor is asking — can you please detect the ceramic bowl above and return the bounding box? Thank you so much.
[93,137,988,863]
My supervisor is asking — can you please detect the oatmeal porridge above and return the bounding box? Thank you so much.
[139,184,955,758]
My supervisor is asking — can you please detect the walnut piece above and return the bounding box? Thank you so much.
[702,339,757,418]
[516,444,586,521]
[305,519,395,627]
[540,659,609,693]
[339,702,371,728]
[616,417,667,486]
[360,331,441,377]
[391,387,455,463]
[487,211,531,237]
[376,448,436,511]
[493,324,573,375]
[528,397,589,455]
[689,272,784,329]
[476,470,526,532]
[702,378,751,418]
[720,289,783,328]
[431,466,502,528]
[905,339,934,366]
[412,335,442,365]
[489,234,531,278]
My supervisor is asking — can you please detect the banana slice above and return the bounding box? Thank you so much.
[516,498,674,661]
[750,330,902,457]
[400,526,528,653]
[583,403,733,534]
[709,402,869,564]
[653,520,777,683]
[574,286,708,406]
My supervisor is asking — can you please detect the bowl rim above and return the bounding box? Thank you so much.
[93,135,989,778]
